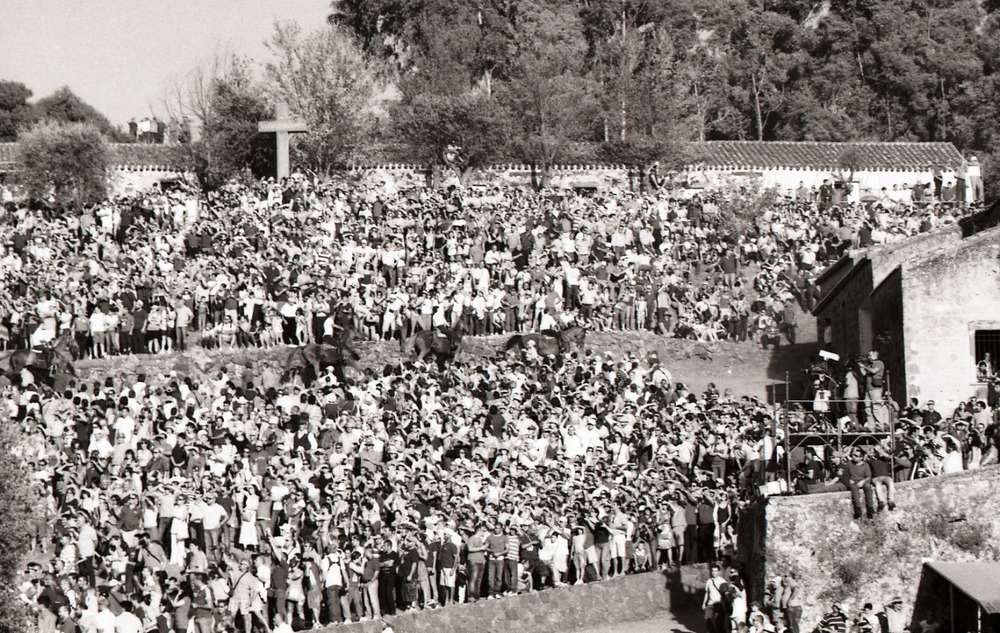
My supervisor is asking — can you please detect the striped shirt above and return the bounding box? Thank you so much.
[506,535,520,560]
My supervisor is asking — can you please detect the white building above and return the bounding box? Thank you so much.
[685,141,980,204]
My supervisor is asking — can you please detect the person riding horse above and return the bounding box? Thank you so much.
[283,338,360,386]
[505,326,587,357]
[407,325,464,367]
[7,332,77,379]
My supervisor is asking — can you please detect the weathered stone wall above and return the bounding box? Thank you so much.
[339,164,963,198]
[902,230,1000,410]
[815,259,874,356]
[872,267,906,402]
[319,568,706,633]
[760,466,1000,629]
[693,167,949,202]
[109,166,193,195]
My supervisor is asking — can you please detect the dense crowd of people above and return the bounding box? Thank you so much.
[0,174,986,633]
[7,340,774,632]
[0,174,978,357]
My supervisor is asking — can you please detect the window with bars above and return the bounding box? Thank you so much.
[974,330,1000,382]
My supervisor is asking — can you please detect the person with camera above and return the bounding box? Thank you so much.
[860,350,889,430]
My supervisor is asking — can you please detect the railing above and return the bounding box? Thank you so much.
[780,397,898,490]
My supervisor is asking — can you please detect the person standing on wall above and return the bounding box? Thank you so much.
[861,350,889,430]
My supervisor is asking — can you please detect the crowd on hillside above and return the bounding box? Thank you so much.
[0,175,987,633]
[6,342,778,633]
[0,174,979,358]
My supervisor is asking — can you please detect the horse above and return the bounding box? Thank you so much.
[505,325,587,357]
[406,327,464,369]
[282,339,361,386]
[7,332,77,379]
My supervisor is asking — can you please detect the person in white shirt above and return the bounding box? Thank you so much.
[561,425,585,460]
[114,602,143,633]
[89,308,107,359]
[94,595,117,633]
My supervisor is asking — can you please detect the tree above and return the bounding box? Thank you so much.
[726,7,801,140]
[34,87,130,142]
[329,0,423,64]
[190,58,275,190]
[0,80,34,142]
[393,92,512,171]
[17,121,110,209]
[715,184,782,242]
[265,22,390,172]
[0,405,44,633]
[502,2,602,169]
[162,46,238,141]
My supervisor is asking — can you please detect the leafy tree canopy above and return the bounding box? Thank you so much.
[323,0,1000,187]
[34,87,130,142]
[16,121,110,209]
[0,80,34,142]
[189,58,275,190]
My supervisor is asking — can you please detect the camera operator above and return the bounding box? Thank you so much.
[859,350,889,430]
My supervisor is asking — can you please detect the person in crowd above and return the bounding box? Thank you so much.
[1,176,984,633]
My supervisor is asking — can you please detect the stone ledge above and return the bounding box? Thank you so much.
[317,567,707,633]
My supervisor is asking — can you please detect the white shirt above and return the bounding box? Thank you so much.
[115,611,143,633]
[95,608,116,633]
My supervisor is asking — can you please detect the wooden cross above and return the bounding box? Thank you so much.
[258,102,308,180]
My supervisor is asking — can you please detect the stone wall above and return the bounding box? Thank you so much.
[758,466,1000,629]
[815,259,874,356]
[109,165,193,195]
[319,568,706,633]
[902,230,1000,410]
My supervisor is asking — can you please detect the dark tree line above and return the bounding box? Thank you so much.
[325,0,1000,185]
[0,83,130,143]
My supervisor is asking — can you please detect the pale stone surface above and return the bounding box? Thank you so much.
[745,466,1000,629]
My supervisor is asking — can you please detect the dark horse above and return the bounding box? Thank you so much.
[282,339,361,386]
[505,326,587,357]
[406,326,464,368]
[7,333,77,380]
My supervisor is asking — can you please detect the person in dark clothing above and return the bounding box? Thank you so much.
[843,451,876,519]
[683,498,699,564]
[696,495,716,564]
[378,541,399,616]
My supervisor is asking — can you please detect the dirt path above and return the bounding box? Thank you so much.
[62,327,818,403]
[575,608,704,633]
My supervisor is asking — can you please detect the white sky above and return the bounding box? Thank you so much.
[0,0,331,127]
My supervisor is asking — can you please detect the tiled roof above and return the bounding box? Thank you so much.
[0,140,968,171]
[106,143,187,168]
[690,141,966,170]
[0,142,186,168]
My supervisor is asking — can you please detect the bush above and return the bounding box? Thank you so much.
[17,120,109,208]
[834,557,866,591]
[951,522,988,554]
[925,514,953,542]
